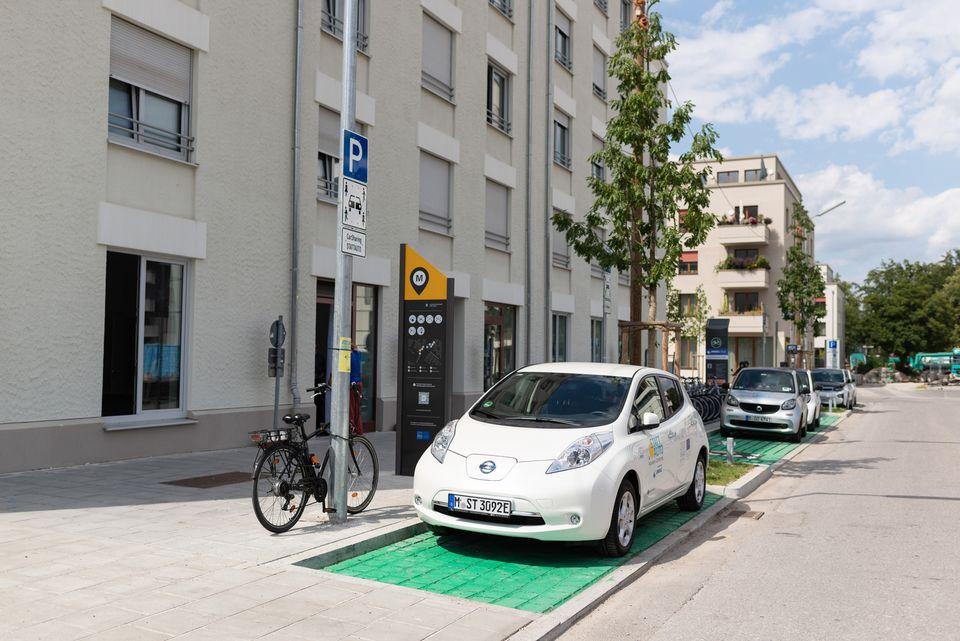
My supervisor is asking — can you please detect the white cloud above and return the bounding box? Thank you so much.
[702,0,734,26]
[854,0,960,81]
[670,8,832,123]
[752,83,903,142]
[897,57,960,155]
[798,164,960,281]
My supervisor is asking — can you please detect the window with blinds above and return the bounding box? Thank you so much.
[551,218,570,268]
[419,151,452,234]
[553,110,571,168]
[320,0,370,52]
[554,8,572,70]
[421,14,454,101]
[485,180,510,251]
[591,136,605,181]
[592,47,607,100]
[317,107,340,202]
[108,17,193,160]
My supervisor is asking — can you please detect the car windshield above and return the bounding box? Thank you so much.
[733,370,795,393]
[813,370,845,383]
[470,372,631,427]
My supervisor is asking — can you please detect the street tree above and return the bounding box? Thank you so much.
[776,201,826,367]
[552,0,722,365]
[667,284,710,339]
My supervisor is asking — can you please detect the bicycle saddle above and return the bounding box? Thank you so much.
[282,413,311,425]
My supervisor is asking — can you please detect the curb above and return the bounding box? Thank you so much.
[270,517,427,569]
[506,495,734,641]
[510,407,855,641]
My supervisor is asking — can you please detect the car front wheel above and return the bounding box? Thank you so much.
[677,455,707,511]
[599,480,638,557]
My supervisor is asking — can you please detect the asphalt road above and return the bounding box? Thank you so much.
[561,384,960,641]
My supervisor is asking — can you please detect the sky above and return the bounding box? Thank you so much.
[660,0,960,283]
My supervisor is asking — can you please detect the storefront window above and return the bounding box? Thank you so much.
[484,303,516,389]
[353,284,378,426]
[591,318,603,362]
[552,314,568,362]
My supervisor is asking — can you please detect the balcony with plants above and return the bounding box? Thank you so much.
[715,255,770,289]
[715,210,772,245]
[719,298,765,334]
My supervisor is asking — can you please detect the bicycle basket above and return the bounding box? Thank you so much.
[249,429,293,447]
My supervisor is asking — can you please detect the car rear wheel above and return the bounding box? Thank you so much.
[677,455,706,512]
[599,480,638,557]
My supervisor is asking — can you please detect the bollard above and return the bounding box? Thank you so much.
[726,437,735,465]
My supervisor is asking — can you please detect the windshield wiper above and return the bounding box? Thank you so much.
[510,416,580,426]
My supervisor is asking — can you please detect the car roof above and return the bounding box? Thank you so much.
[519,362,664,378]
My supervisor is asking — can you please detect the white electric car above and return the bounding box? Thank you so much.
[413,363,709,557]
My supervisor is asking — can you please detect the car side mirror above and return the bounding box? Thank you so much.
[641,412,661,429]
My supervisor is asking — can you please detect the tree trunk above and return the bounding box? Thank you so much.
[629,212,644,365]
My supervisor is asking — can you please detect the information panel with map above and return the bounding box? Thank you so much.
[396,244,454,475]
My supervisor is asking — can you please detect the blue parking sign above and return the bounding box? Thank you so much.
[828,340,837,349]
[342,129,368,183]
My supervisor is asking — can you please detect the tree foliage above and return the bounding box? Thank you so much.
[856,250,960,357]
[552,0,722,364]
[776,201,826,346]
[667,284,710,339]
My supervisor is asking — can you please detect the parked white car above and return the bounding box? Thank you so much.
[798,369,821,428]
[413,363,709,557]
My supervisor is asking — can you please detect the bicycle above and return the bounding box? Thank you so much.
[249,383,379,533]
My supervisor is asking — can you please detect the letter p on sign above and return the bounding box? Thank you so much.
[341,129,368,184]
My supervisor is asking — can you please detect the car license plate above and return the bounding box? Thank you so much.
[750,415,772,422]
[447,493,511,517]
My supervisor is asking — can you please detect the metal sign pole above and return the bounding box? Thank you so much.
[329,0,359,524]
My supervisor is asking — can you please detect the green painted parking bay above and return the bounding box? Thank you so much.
[296,493,720,613]
[708,413,838,465]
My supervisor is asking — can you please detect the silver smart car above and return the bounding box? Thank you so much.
[720,367,809,442]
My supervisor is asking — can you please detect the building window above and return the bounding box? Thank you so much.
[744,169,762,182]
[733,248,759,261]
[422,14,454,101]
[554,110,571,168]
[108,17,193,161]
[484,303,516,389]
[620,0,632,32]
[591,136,605,182]
[679,293,696,316]
[552,314,569,362]
[487,63,511,133]
[591,318,603,362]
[485,180,510,251]
[321,0,370,52]
[102,251,185,417]
[489,0,513,19]
[353,284,378,428]
[743,205,759,221]
[419,152,452,234]
[592,47,607,100]
[679,337,696,369]
[732,291,760,314]
[591,228,606,278]
[317,107,340,202]
[679,251,698,274]
[594,0,609,14]
[554,8,572,70]
[717,170,739,184]
[552,219,570,268]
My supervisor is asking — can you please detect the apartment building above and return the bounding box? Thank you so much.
[0,0,656,473]
[813,264,845,367]
[672,155,813,377]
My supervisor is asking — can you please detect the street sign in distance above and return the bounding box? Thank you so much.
[828,339,838,349]
[341,177,367,230]
[268,347,285,377]
[787,344,800,353]
[341,129,368,183]
[341,227,366,257]
[269,318,286,348]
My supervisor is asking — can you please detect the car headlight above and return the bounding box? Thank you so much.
[781,399,797,410]
[430,420,457,463]
[546,432,614,474]
[726,395,740,407]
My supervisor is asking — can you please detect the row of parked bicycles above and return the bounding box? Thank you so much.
[682,377,727,423]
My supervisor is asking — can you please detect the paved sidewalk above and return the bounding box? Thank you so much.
[0,434,534,640]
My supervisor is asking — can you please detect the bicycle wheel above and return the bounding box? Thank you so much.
[252,443,309,533]
[346,435,379,514]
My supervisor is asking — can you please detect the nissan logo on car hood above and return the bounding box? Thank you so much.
[479,460,497,474]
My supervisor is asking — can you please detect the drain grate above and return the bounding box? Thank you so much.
[726,509,764,520]
[161,471,250,488]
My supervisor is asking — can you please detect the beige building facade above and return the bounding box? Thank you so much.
[672,155,813,379]
[0,0,659,473]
